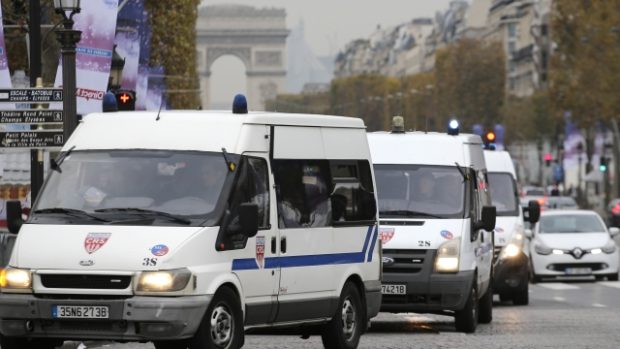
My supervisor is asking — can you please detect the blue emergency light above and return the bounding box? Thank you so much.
[233,94,248,114]
[448,119,460,136]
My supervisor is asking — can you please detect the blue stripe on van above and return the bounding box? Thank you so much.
[366,226,378,262]
[232,225,375,271]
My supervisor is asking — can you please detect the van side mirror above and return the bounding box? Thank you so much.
[526,200,541,224]
[474,206,496,233]
[610,227,620,238]
[6,200,24,235]
[239,203,259,238]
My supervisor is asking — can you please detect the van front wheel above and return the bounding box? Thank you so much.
[454,284,478,333]
[189,287,244,349]
[321,282,363,349]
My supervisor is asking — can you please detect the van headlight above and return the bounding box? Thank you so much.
[0,268,32,292]
[136,268,192,293]
[435,238,460,273]
[500,243,521,259]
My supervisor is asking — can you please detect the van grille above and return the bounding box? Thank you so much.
[382,249,427,274]
[40,275,132,290]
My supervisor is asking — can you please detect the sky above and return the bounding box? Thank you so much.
[202,0,461,106]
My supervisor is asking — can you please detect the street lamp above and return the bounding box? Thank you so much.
[108,45,126,91]
[54,0,82,144]
[577,142,584,205]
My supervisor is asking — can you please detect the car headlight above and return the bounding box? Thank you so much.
[534,243,552,255]
[500,243,521,259]
[136,268,192,293]
[435,237,460,273]
[602,240,617,254]
[0,268,32,292]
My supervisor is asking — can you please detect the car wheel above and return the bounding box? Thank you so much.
[455,283,478,333]
[189,287,244,349]
[478,283,493,324]
[512,283,529,306]
[321,282,364,349]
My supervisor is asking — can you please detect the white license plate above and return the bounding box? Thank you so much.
[381,284,407,295]
[52,305,109,319]
[565,268,592,275]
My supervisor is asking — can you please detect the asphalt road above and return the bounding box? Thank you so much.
[61,279,620,349]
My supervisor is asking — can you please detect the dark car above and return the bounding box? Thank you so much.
[608,199,620,227]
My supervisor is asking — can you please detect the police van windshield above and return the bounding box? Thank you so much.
[488,173,519,217]
[374,165,465,219]
[32,150,236,226]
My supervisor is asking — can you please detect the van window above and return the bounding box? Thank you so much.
[488,173,519,216]
[330,161,376,225]
[226,157,270,229]
[374,165,465,219]
[274,160,332,228]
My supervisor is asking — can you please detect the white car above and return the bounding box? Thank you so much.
[527,210,620,282]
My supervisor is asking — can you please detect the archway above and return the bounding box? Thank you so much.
[209,55,247,109]
[196,4,289,111]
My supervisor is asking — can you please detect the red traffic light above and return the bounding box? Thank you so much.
[544,153,553,162]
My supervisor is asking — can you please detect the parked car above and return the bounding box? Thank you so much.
[607,199,620,227]
[527,210,620,282]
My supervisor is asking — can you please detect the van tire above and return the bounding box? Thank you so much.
[478,283,493,324]
[189,287,244,349]
[321,282,363,349]
[454,284,478,333]
[512,284,529,306]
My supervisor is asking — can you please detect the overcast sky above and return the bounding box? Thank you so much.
[202,0,461,106]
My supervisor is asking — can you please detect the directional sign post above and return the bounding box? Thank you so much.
[0,89,63,103]
[0,110,63,124]
[0,131,64,149]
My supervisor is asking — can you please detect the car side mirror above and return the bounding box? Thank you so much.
[239,203,259,238]
[6,200,24,235]
[527,200,541,224]
[524,229,533,239]
[474,206,496,233]
[610,227,620,238]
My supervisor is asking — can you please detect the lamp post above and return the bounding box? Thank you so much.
[108,45,126,91]
[54,0,82,144]
[577,142,584,205]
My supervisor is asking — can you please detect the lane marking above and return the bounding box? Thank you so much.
[592,303,606,308]
[537,283,580,290]
[553,296,566,302]
[599,281,620,289]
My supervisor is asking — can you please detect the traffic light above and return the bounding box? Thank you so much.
[600,156,609,172]
[483,131,496,149]
[115,90,136,111]
[544,153,552,167]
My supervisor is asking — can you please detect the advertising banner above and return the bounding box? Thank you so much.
[54,0,120,115]
[115,0,144,91]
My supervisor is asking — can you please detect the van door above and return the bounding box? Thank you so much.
[226,154,281,325]
[473,170,493,290]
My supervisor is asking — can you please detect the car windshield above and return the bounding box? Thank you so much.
[539,214,606,234]
[374,164,465,219]
[32,150,236,226]
[488,173,519,216]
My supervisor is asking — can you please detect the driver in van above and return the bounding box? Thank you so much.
[415,171,437,202]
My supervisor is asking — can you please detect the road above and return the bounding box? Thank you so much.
[62,280,620,349]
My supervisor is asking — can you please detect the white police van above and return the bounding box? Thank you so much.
[0,101,381,349]
[368,118,496,333]
[484,149,539,305]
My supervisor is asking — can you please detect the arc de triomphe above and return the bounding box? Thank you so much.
[196,5,289,111]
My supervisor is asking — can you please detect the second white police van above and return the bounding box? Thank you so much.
[0,101,381,349]
[484,149,540,305]
[368,118,496,333]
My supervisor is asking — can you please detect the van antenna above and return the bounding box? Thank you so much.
[155,98,164,121]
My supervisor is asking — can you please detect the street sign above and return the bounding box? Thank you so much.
[0,131,64,149]
[0,110,63,124]
[0,89,63,103]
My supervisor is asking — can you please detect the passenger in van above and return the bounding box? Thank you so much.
[414,171,437,202]
[301,170,331,227]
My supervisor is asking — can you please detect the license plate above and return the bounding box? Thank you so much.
[381,284,406,295]
[565,268,592,275]
[52,305,109,319]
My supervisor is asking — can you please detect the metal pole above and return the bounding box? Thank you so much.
[29,0,44,203]
[612,120,620,198]
[56,20,82,143]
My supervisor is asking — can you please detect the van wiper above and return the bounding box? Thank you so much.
[95,208,192,225]
[50,146,76,173]
[454,162,467,181]
[34,207,110,223]
[380,210,441,219]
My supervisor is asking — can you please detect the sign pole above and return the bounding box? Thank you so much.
[29,0,44,203]
[56,19,81,146]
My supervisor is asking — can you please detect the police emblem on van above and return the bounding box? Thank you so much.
[256,236,265,269]
[379,228,395,245]
[84,233,111,254]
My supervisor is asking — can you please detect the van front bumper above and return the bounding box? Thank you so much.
[493,250,529,294]
[0,294,210,341]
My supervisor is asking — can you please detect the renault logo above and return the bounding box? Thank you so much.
[572,248,584,259]
[382,257,395,266]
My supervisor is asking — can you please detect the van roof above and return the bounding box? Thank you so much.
[63,111,366,152]
[484,150,517,177]
[367,131,484,167]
